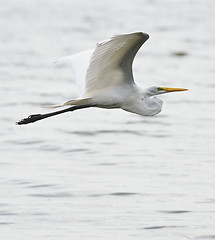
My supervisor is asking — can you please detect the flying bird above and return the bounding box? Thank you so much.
[17,32,187,125]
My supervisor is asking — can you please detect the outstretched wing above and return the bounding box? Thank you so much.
[85,32,149,95]
[54,49,94,95]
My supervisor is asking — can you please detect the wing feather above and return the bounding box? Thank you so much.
[85,32,149,95]
[54,49,94,95]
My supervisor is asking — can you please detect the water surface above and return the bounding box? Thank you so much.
[1,0,215,239]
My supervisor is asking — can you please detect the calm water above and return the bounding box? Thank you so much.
[1,0,215,239]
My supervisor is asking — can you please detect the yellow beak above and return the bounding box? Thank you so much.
[158,87,188,92]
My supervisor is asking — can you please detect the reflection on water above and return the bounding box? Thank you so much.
[1,0,215,239]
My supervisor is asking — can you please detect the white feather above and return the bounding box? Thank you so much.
[54,49,94,95]
[18,31,188,123]
[84,32,149,96]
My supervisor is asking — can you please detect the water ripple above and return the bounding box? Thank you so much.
[143,225,183,230]
[196,236,215,240]
[28,184,57,189]
[159,210,191,214]
[29,192,73,198]
[89,192,140,197]
[0,210,16,216]
[60,129,143,136]
[6,140,43,145]
[109,192,140,196]
[0,222,14,225]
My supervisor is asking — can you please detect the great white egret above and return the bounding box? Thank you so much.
[17,32,187,125]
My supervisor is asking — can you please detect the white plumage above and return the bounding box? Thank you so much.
[17,32,188,125]
[52,32,187,116]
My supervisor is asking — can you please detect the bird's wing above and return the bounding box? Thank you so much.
[84,32,149,95]
[53,49,94,95]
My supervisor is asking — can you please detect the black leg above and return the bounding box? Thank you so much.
[16,105,93,125]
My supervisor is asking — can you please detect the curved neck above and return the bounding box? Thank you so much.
[143,96,163,116]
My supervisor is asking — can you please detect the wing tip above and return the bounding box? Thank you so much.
[118,31,150,42]
[134,32,149,41]
[98,31,149,46]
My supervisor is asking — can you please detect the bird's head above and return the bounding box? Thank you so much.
[146,86,188,96]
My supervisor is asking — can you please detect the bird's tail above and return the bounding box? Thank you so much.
[44,98,92,108]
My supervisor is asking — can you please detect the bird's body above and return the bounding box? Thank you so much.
[87,84,163,116]
[17,32,187,125]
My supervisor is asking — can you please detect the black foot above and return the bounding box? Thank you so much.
[16,114,42,125]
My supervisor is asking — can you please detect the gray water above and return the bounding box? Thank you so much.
[1,0,215,239]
